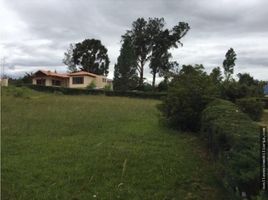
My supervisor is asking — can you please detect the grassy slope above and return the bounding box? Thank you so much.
[1,87,228,200]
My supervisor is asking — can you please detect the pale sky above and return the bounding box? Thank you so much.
[1,0,268,82]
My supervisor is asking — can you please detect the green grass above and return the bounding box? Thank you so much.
[1,87,229,200]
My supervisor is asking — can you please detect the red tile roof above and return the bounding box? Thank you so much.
[68,71,97,77]
[33,70,100,78]
[35,70,69,78]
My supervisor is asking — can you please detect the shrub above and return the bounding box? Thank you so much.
[13,88,24,97]
[201,99,259,197]
[104,84,112,91]
[87,81,96,89]
[158,65,218,131]
[2,86,32,98]
[236,98,264,121]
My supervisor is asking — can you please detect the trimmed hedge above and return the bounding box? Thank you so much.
[201,99,260,197]
[236,98,264,121]
[105,90,167,99]
[26,84,104,95]
[24,85,167,99]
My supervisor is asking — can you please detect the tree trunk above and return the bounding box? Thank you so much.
[139,61,144,88]
[152,71,156,89]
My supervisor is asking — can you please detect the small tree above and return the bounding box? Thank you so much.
[210,67,222,85]
[87,81,96,89]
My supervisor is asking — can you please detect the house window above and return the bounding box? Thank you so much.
[102,78,106,83]
[52,79,61,86]
[36,79,46,85]
[72,77,84,84]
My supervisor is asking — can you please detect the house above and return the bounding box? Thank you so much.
[0,78,9,87]
[32,70,112,89]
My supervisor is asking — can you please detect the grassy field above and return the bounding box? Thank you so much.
[1,87,229,200]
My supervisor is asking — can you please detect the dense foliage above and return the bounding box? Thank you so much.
[201,99,259,197]
[158,65,218,131]
[113,35,139,91]
[122,17,189,88]
[63,39,110,75]
[158,53,264,198]
[157,78,169,92]
[221,74,265,102]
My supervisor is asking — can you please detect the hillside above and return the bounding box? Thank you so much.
[1,87,229,199]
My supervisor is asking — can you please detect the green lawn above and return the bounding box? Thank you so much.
[1,87,228,200]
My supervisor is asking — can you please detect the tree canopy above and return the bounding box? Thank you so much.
[159,64,218,131]
[124,17,190,89]
[63,39,110,75]
[71,39,110,75]
[223,48,236,81]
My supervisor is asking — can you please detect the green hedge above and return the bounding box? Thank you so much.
[26,84,104,95]
[24,85,167,99]
[105,90,167,99]
[201,99,260,197]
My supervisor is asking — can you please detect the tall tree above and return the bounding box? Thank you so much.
[63,44,77,72]
[124,18,151,88]
[223,48,236,82]
[113,36,138,91]
[73,39,110,75]
[149,20,190,88]
[148,18,168,88]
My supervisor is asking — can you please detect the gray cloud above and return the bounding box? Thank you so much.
[1,0,268,81]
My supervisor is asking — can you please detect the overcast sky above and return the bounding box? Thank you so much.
[1,0,268,82]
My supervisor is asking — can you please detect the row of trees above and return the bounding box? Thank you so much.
[63,17,190,90]
[62,18,265,96]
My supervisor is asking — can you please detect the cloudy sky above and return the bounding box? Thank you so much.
[1,0,268,82]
